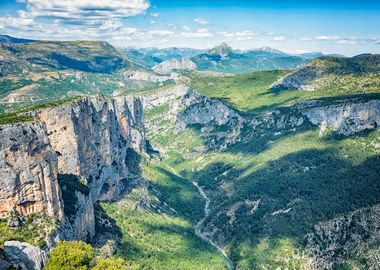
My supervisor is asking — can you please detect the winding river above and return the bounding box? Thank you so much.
[192,181,235,270]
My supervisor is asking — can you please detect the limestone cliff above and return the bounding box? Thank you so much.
[37,95,145,202]
[300,99,380,135]
[0,95,146,242]
[0,122,63,220]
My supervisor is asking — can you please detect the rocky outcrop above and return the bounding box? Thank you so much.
[306,204,380,269]
[140,84,191,110]
[300,99,380,135]
[124,70,171,83]
[37,95,145,202]
[3,241,47,270]
[140,85,247,151]
[0,123,63,220]
[152,58,197,74]
[36,95,145,240]
[270,66,322,91]
[270,54,380,91]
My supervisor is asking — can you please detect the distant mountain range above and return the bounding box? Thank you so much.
[122,42,344,74]
[0,34,36,44]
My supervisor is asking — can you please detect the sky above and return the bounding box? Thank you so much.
[0,0,380,55]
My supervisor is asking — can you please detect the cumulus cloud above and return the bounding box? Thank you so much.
[16,0,150,20]
[0,0,155,46]
[181,28,213,38]
[193,17,209,25]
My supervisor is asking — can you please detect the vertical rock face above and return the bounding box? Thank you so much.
[0,95,146,241]
[36,95,145,240]
[0,123,63,220]
[300,99,380,135]
[37,95,145,202]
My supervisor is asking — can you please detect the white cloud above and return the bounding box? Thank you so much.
[302,37,313,41]
[193,17,209,25]
[218,30,259,41]
[150,12,160,17]
[99,19,123,31]
[181,28,213,38]
[316,35,341,41]
[150,20,156,24]
[182,26,191,31]
[147,30,174,36]
[17,0,150,20]
[272,36,287,42]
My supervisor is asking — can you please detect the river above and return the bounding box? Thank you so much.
[192,181,235,270]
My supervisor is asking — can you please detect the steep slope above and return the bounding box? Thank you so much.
[142,71,380,269]
[0,95,146,242]
[0,93,228,269]
[271,54,380,91]
[0,40,128,74]
[0,37,170,112]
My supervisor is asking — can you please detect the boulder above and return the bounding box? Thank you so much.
[4,241,47,270]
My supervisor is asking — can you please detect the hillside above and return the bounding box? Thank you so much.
[0,34,36,44]
[271,54,380,92]
[142,70,380,269]
[0,37,176,112]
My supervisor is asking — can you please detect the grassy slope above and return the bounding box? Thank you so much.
[189,70,380,115]
[143,70,380,269]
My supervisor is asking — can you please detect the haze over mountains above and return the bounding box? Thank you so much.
[124,41,343,73]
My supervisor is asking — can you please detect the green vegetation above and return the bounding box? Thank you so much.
[144,104,170,119]
[46,241,94,270]
[99,165,227,270]
[189,69,380,115]
[190,44,308,74]
[142,67,380,268]
[46,241,130,270]
[0,214,55,248]
[92,258,127,270]
[0,112,34,125]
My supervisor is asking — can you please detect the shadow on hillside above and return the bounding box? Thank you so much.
[147,167,204,223]
[182,90,380,159]
[182,148,380,251]
[92,203,123,247]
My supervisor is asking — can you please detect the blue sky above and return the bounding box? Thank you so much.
[0,0,379,55]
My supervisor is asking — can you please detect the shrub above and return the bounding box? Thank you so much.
[46,241,94,270]
[93,258,127,270]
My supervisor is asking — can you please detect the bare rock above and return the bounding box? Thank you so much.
[4,241,47,270]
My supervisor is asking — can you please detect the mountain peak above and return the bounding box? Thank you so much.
[209,42,233,56]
